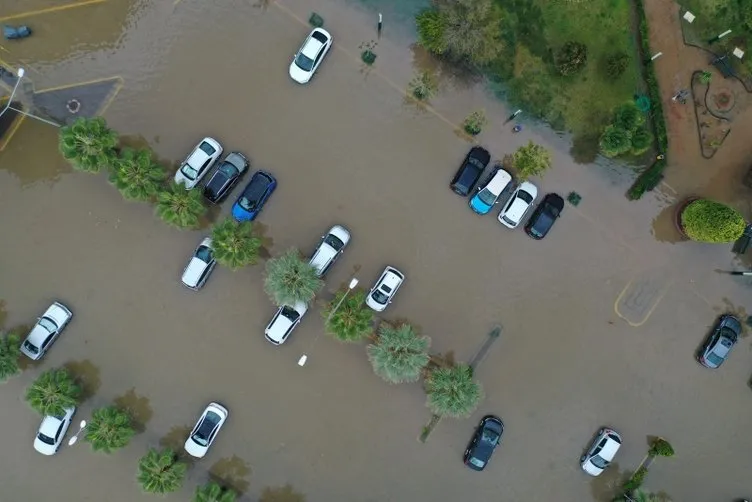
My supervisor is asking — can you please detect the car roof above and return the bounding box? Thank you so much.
[309,244,337,274]
[468,146,491,164]
[187,138,219,167]
[328,224,351,243]
[505,182,538,221]
[266,302,308,343]
[484,169,512,194]
[302,35,324,59]
[380,267,404,288]
[599,436,621,460]
[25,324,50,347]
[182,258,208,287]
[39,414,64,437]
[542,193,565,211]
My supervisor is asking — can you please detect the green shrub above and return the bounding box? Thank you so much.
[622,466,648,492]
[599,125,632,157]
[555,41,588,76]
[605,52,630,79]
[627,160,665,199]
[648,437,675,457]
[408,71,438,101]
[630,126,652,154]
[699,70,712,84]
[613,102,644,132]
[416,8,447,55]
[681,199,746,243]
[462,110,487,136]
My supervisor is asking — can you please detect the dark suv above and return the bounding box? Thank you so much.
[450,147,491,196]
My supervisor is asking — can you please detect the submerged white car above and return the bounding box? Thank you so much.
[185,402,228,458]
[174,137,223,190]
[264,301,309,345]
[308,225,350,277]
[20,301,73,361]
[289,28,333,84]
[365,266,405,312]
[181,237,217,291]
[33,406,75,455]
[498,181,538,229]
[580,428,622,476]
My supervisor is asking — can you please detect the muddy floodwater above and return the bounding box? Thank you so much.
[1,0,751,501]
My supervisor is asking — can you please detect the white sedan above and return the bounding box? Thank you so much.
[289,28,333,84]
[174,137,223,190]
[308,224,350,277]
[33,406,76,455]
[365,266,405,312]
[264,301,308,345]
[184,402,228,458]
[20,301,73,361]
[581,428,622,476]
[498,181,538,229]
[181,237,217,291]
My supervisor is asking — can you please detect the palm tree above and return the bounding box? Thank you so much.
[211,218,261,270]
[0,331,21,382]
[137,447,187,494]
[263,248,323,306]
[84,405,136,453]
[25,368,81,416]
[110,148,165,201]
[367,323,430,383]
[155,181,207,229]
[58,116,119,173]
[323,289,374,342]
[194,481,237,502]
[630,489,662,502]
[424,364,483,418]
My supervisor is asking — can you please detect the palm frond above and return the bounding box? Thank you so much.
[263,248,323,306]
[211,218,261,270]
[424,364,483,418]
[367,323,430,383]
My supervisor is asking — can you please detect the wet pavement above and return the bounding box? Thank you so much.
[1,0,751,501]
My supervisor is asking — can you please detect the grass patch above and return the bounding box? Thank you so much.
[489,0,642,157]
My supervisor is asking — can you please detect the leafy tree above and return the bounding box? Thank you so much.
[462,109,487,136]
[0,330,21,382]
[58,117,118,173]
[137,447,187,494]
[630,126,652,154]
[211,218,261,270]
[511,141,552,179]
[681,199,745,243]
[155,181,207,229]
[425,364,483,417]
[264,248,323,306]
[699,70,712,84]
[408,70,438,101]
[194,481,238,502]
[109,148,165,201]
[613,102,644,132]
[367,323,430,383]
[648,437,675,457]
[629,489,662,502]
[84,405,136,453]
[599,125,632,157]
[416,0,504,65]
[605,52,630,79]
[555,41,588,76]
[323,289,374,342]
[25,368,81,416]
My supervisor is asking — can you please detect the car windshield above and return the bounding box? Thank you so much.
[590,455,609,469]
[468,157,485,170]
[196,245,213,262]
[720,327,737,339]
[218,163,238,178]
[39,317,57,332]
[23,340,39,354]
[193,411,220,446]
[517,191,534,204]
[37,432,55,445]
[371,289,389,305]
[502,215,517,226]
[295,52,315,71]
[469,456,486,468]
[239,196,257,211]
[706,352,725,366]
[199,142,216,156]
[181,163,198,181]
[481,429,499,444]
[281,306,301,322]
[324,234,345,251]
[477,188,497,206]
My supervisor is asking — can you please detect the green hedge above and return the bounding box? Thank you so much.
[627,0,669,200]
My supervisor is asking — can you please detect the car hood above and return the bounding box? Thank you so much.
[33,436,57,455]
[182,258,208,287]
[289,61,312,84]
[46,303,71,325]
[470,196,492,214]
[231,203,254,221]
[25,323,51,348]
[582,459,605,476]
[184,437,208,458]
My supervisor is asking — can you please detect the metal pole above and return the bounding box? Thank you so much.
[8,105,61,127]
[0,67,25,118]
[67,420,88,446]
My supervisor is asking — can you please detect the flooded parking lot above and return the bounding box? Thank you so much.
[1,0,751,500]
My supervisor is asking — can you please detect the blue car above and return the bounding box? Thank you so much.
[469,167,512,215]
[231,171,277,221]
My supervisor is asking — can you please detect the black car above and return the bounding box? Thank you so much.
[203,152,249,203]
[463,415,504,471]
[450,146,491,197]
[697,314,741,369]
[525,193,565,239]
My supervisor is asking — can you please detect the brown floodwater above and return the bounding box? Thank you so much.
[1,0,751,501]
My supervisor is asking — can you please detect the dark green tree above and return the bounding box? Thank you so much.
[109,148,165,201]
[25,368,81,416]
[155,181,207,229]
[367,323,430,383]
[85,405,136,453]
[323,289,374,342]
[0,330,21,382]
[264,248,323,306]
[211,218,261,270]
[137,448,187,494]
[599,125,632,157]
[58,117,118,173]
[425,364,483,417]
[555,41,588,76]
[194,481,237,502]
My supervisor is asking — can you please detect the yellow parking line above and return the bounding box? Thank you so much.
[613,278,673,327]
[173,0,184,5]
[0,114,26,152]
[0,0,106,22]
[96,77,124,116]
[34,75,123,95]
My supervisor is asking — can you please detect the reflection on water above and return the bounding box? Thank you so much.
[0,118,70,186]
[113,387,153,433]
[588,461,627,502]
[159,424,191,452]
[0,300,6,330]
[63,359,101,401]
[259,484,306,502]
[209,455,251,494]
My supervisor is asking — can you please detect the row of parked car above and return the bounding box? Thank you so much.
[450,146,564,239]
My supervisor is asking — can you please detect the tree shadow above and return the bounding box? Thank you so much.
[254,222,273,260]
[0,299,6,330]
[159,425,191,452]
[209,455,251,495]
[589,461,627,502]
[409,44,482,92]
[259,484,306,502]
[63,359,101,402]
[114,388,153,433]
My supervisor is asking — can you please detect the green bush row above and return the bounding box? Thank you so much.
[622,465,648,492]
[627,0,669,200]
